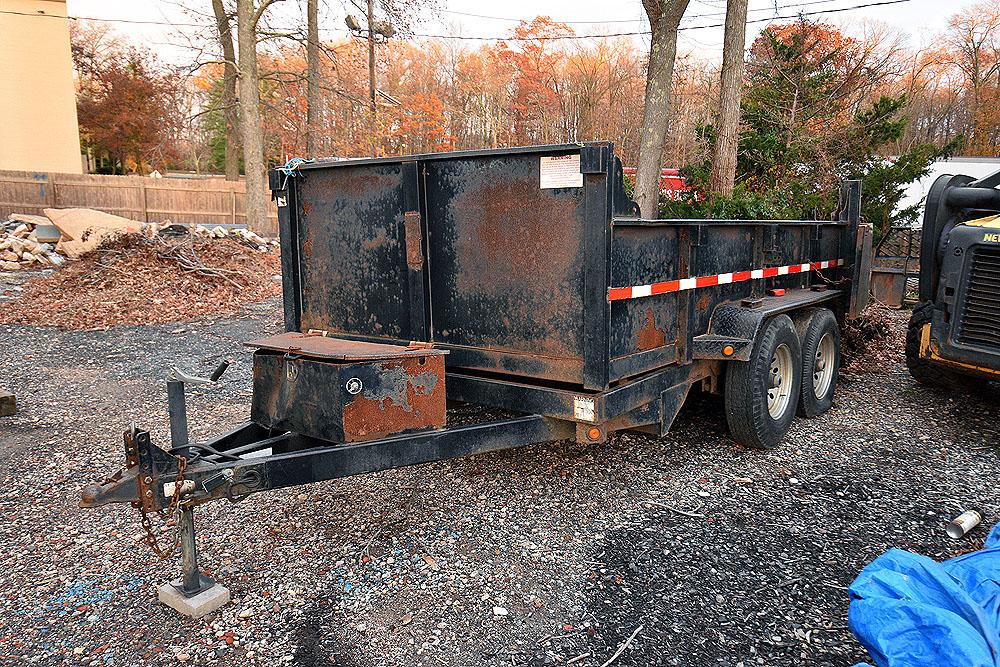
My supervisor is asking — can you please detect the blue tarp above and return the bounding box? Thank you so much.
[849,522,1000,667]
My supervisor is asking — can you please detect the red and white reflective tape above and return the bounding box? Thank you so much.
[607,258,843,302]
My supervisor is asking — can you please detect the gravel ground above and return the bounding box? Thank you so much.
[1,296,998,667]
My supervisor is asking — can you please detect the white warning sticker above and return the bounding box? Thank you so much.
[573,396,596,422]
[539,154,583,189]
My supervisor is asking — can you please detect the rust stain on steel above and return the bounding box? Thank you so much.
[247,331,447,360]
[453,178,578,290]
[302,237,313,258]
[362,227,392,251]
[302,201,313,216]
[404,211,424,269]
[636,307,666,351]
[449,177,582,358]
[325,169,396,198]
[341,355,446,442]
[696,290,712,312]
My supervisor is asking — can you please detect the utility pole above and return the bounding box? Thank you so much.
[367,0,377,157]
[305,0,320,157]
[347,4,393,158]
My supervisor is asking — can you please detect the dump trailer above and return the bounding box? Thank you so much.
[906,166,1000,386]
[80,142,871,601]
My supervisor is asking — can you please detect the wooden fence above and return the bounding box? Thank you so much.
[0,171,278,236]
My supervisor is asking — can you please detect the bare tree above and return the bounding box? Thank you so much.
[708,0,748,198]
[305,0,321,156]
[236,0,281,232]
[943,2,1000,154]
[635,0,691,219]
[211,0,241,180]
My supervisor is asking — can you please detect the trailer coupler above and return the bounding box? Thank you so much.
[80,425,210,511]
[79,462,138,509]
[81,428,163,510]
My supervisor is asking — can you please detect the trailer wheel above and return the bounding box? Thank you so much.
[905,301,974,390]
[725,315,802,449]
[794,308,840,417]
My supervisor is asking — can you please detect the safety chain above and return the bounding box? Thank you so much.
[136,456,188,560]
[814,268,849,286]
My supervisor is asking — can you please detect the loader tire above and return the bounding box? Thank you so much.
[725,315,802,450]
[905,301,974,390]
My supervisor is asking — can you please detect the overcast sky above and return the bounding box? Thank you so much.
[63,0,974,67]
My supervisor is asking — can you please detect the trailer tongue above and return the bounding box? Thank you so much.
[80,142,871,613]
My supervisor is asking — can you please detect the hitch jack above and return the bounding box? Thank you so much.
[157,504,230,616]
[81,361,234,617]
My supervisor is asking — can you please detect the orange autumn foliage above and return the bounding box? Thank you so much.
[496,16,575,144]
[169,7,1000,175]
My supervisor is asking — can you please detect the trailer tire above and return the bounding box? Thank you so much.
[725,315,802,449]
[905,301,975,390]
[794,308,840,417]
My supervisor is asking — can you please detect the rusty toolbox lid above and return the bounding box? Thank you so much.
[245,332,447,361]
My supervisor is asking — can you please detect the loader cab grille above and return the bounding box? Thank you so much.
[958,245,1000,351]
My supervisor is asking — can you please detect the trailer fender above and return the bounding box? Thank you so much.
[694,304,767,361]
[695,289,844,363]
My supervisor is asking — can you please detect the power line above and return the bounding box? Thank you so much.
[0,0,915,43]
[439,0,855,25]
[415,0,916,41]
[0,8,207,27]
[440,9,639,24]
[0,7,356,36]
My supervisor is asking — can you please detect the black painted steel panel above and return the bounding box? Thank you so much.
[422,151,588,382]
[295,163,414,339]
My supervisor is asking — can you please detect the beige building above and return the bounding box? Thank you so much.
[0,0,82,173]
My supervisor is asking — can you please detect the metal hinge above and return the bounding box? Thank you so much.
[404,210,423,269]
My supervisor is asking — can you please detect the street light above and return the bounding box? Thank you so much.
[371,20,395,38]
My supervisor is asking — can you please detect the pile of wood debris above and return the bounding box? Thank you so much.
[0,208,277,272]
[841,303,906,372]
[0,233,282,330]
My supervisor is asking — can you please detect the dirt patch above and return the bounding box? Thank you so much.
[0,234,281,330]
